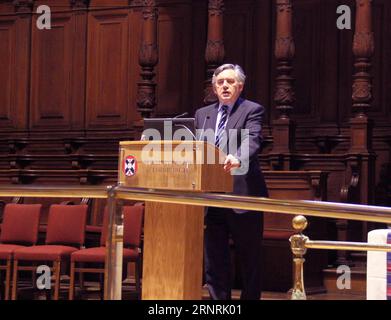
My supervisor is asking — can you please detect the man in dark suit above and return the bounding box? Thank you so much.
[194,63,268,300]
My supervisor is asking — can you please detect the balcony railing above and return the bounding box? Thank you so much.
[0,184,390,300]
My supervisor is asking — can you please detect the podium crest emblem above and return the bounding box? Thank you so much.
[124,155,138,177]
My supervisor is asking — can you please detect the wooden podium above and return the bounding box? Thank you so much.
[118,141,232,299]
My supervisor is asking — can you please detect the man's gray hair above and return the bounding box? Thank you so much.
[212,64,246,85]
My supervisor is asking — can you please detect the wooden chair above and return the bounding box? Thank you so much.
[0,204,41,300]
[11,204,88,300]
[69,205,144,300]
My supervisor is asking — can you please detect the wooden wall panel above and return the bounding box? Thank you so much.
[336,0,355,125]
[0,18,15,127]
[289,0,356,127]
[30,8,86,130]
[155,2,192,116]
[86,9,131,129]
[71,9,88,130]
[188,0,207,114]
[253,0,273,126]
[224,0,256,102]
[318,0,349,125]
[0,13,30,131]
[292,0,321,122]
[369,0,391,124]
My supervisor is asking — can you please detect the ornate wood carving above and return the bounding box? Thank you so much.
[348,0,375,208]
[204,0,225,105]
[352,0,374,117]
[337,160,360,266]
[271,0,296,158]
[274,0,295,119]
[137,0,158,118]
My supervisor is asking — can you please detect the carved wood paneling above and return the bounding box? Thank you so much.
[154,3,191,116]
[369,0,391,123]
[291,0,355,126]
[252,0,272,124]
[291,0,321,122]
[30,10,86,130]
[0,18,17,128]
[0,14,31,131]
[189,0,208,113]
[223,0,254,97]
[318,0,351,124]
[86,9,131,129]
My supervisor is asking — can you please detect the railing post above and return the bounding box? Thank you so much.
[104,185,124,300]
[289,215,309,300]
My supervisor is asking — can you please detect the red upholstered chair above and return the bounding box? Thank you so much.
[0,204,41,300]
[12,204,88,300]
[69,205,144,300]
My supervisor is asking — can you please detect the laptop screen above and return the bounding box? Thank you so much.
[142,118,196,141]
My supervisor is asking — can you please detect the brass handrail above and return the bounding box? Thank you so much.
[305,240,391,252]
[0,184,390,223]
[113,186,391,223]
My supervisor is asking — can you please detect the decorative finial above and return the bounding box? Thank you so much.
[292,215,308,233]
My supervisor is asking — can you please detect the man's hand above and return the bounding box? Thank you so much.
[223,154,241,172]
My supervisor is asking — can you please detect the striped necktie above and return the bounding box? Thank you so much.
[215,105,228,148]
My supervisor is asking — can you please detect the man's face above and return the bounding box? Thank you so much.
[213,69,244,105]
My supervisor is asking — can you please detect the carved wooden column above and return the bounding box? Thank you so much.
[204,0,225,105]
[349,0,375,205]
[349,0,374,156]
[137,0,158,119]
[342,0,376,265]
[271,0,295,169]
[351,0,374,120]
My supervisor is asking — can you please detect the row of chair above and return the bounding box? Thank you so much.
[0,203,144,300]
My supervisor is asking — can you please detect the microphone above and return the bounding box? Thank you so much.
[198,115,210,141]
[173,112,188,119]
[173,123,197,140]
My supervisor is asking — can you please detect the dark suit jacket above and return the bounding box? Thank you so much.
[195,97,268,202]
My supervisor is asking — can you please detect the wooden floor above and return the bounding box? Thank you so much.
[11,280,366,300]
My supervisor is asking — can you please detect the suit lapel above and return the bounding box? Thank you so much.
[207,103,219,130]
[225,98,244,130]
